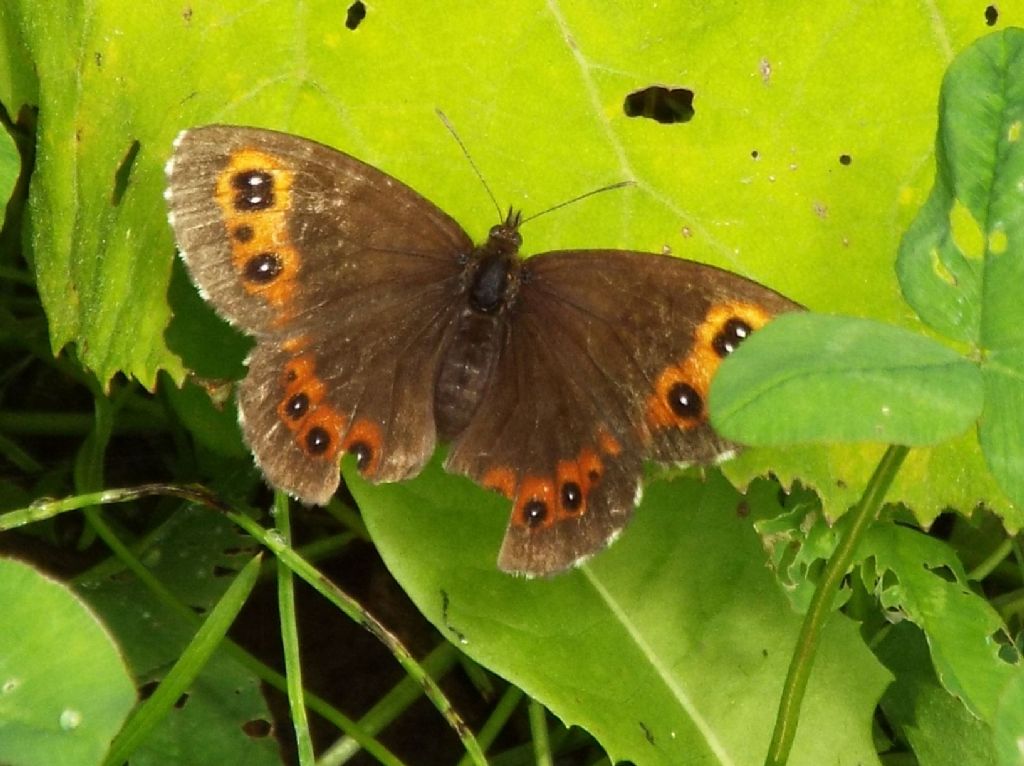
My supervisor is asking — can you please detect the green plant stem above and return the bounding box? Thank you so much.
[226,507,488,765]
[528,698,553,766]
[764,444,909,766]
[968,537,1014,582]
[454,685,525,766]
[276,492,316,766]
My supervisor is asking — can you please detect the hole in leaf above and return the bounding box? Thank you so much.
[243,718,272,737]
[174,692,189,709]
[112,139,140,206]
[985,5,998,26]
[623,86,695,124]
[139,681,159,700]
[346,1,366,29]
[925,564,957,584]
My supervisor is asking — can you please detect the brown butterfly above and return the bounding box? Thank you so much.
[165,125,798,576]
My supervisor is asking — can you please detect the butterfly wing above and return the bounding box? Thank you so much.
[445,250,799,575]
[166,126,470,503]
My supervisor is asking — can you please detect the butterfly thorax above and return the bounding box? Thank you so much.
[466,215,523,313]
[434,213,524,440]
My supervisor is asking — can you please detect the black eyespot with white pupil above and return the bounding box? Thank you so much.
[561,482,582,511]
[668,382,702,419]
[305,426,331,455]
[712,317,753,357]
[243,252,283,283]
[232,170,275,211]
[347,441,372,470]
[522,499,548,527]
[285,393,309,419]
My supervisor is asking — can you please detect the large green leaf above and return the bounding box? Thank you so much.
[0,557,135,766]
[0,1,1018,388]
[352,462,890,765]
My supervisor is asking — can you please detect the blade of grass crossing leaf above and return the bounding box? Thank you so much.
[529,697,554,766]
[276,491,316,765]
[103,553,263,766]
[765,445,909,766]
[226,508,488,765]
[454,686,525,766]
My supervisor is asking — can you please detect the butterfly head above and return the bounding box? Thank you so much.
[486,207,524,255]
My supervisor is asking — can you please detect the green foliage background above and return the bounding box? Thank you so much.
[0,2,1023,765]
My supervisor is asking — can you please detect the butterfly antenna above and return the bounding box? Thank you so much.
[436,109,503,222]
[519,181,636,226]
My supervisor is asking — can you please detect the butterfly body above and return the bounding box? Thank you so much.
[165,125,798,576]
[434,215,523,439]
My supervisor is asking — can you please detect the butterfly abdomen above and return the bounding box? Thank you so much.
[434,307,508,441]
[434,222,525,440]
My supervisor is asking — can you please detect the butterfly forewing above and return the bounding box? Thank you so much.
[166,126,470,502]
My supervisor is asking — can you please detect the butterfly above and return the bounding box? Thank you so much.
[164,125,799,576]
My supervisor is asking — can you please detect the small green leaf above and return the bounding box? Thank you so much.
[875,622,997,766]
[0,558,135,766]
[710,313,983,446]
[897,28,1024,510]
[860,524,1014,722]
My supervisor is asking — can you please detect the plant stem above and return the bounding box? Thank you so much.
[276,492,316,765]
[764,444,909,766]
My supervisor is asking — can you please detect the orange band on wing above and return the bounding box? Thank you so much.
[214,148,300,319]
[646,300,775,431]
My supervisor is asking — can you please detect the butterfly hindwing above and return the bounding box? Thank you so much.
[166,126,470,500]
[447,250,799,575]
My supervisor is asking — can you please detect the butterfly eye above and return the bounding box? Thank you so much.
[712,317,753,357]
[668,382,703,419]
